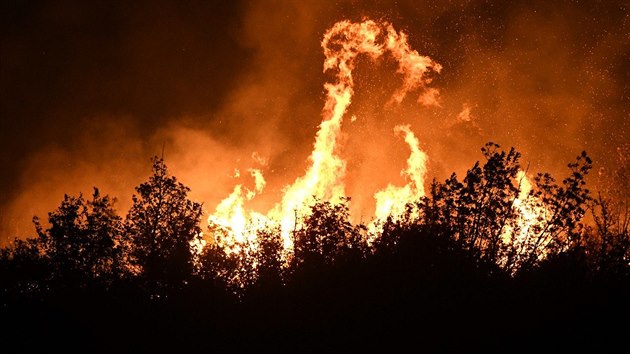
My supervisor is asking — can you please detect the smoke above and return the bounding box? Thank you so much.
[1,0,628,245]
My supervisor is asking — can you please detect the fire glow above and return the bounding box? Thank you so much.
[206,19,549,262]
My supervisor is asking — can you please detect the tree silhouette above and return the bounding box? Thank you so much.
[291,198,367,271]
[125,157,203,295]
[32,188,123,288]
[198,229,254,293]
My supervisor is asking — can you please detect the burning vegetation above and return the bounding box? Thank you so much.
[1,18,628,353]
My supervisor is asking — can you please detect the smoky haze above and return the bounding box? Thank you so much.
[1,0,628,244]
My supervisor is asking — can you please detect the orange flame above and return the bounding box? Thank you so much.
[501,170,552,265]
[208,19,441,254]
[370,124,427,235]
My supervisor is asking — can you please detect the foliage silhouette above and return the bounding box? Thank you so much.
[125,157,203,295]
[419,142,521,269]
[0,237,47,298]
[1,145,628,353]
[34,188,125,288]
[291,198,367,271]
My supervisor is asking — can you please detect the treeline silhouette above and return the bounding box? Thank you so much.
[1,143,628,353]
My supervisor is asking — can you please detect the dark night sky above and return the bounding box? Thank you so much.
[1,0,628,243]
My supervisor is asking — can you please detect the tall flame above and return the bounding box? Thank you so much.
[373,124,427,223]
[207,18,559,272]
[208,19,441,253]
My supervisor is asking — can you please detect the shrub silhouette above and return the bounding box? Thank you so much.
[0,237,48,298]
[419,143,521,268]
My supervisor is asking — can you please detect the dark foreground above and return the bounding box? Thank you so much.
[5,235,628,353]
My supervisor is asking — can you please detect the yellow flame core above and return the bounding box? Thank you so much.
[208,19,440,254]
[206,19,558,270]
[373,125,427,222]
[510,171,548,243]
[500,170,553,266]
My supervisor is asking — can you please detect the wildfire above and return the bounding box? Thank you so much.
[206,19,551,264]
[207,19,441,253]
[207,168,266,249]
